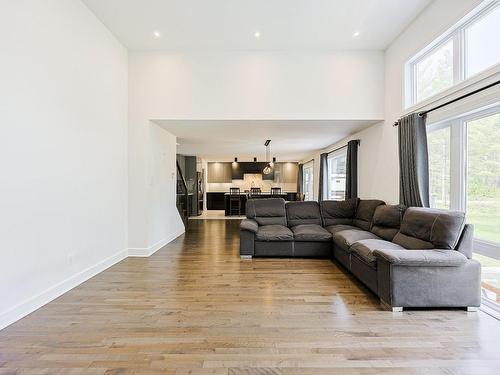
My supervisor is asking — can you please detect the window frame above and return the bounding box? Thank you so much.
[326,146,348,201]
[428,103,500,314]
[427,102,500,258]
[405,1,500,108]
[303,160,315,201]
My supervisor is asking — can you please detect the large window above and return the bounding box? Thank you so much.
[466,112,500,244]
[406,2,500,107]
[303,161,314,201]
[428,105,500,308]
[327,148,347,200]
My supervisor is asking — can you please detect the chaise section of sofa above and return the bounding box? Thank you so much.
[374,208,481,310]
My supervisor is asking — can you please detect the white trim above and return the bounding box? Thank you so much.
[0,228,186,331]
[405,63,500,116]
[428,103,500,238]
[326,147,348,200]
[0,248,128,331]
[474,238,500,260]
[404,1,500,110]
[480,299,500,321]
[128,228,185,257]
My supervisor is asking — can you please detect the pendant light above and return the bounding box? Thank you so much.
[262,140,273,175]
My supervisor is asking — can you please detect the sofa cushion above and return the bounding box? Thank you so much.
[333,229,381,252]
[392,207,466,250]
[320,199,359,227]
[350,239,406,267]
[246,198,287,226]
[256,225,294,242]
[370,204,406,241]
[286,201,322,227]
[353,199,385,230]
[291,224,332,242]
[325,224,359,235]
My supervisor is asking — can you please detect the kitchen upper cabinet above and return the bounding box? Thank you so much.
[231,162,244,180]
[207,162,232,183]
[280,162,298,183]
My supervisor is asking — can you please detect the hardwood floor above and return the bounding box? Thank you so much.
[1,220,500,374]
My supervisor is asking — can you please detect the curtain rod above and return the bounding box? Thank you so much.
[325,140,360,156]
[393,78,500,126]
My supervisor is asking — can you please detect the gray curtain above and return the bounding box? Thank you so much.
[297,163,303,196]
[319,153,328,201]
[346,140,359,199]
[398,113,430,207]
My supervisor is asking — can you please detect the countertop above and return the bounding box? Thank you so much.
[222,192,292,195]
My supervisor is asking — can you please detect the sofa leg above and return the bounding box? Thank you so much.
[466,306,478,312]
[240,255,252,260]
[380,300,403,312]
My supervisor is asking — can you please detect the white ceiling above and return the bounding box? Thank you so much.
[154,120,379,161]
[83,0,432,50]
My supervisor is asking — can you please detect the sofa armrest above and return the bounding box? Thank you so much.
[240,219,258,233]
[373,249,467,267]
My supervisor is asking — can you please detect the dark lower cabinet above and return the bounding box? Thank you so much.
[208,192,298,212]
[225,195,247,216]
[207,192,225,210]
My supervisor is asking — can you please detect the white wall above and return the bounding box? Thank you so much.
[0,0,128,329]
[128,50,385,248]
[302,0,484,203]
[128,50,385,120]
[145,122,185,255]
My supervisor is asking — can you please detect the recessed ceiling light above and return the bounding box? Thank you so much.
[153,31,161,38]
[254,31,261,39]
[353,31,360,38]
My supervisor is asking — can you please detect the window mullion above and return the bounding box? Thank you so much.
[450,119,466,211]
[453,29,465,83]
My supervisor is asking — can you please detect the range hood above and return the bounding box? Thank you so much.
[241,162,266,174]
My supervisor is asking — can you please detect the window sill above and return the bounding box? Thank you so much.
[481,298,500,321]
[403,63,500,117]
[474,239,500,260]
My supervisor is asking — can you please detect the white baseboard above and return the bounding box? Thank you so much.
[0,228,186,331]
[0,248,128,331]
[128,228,185,257]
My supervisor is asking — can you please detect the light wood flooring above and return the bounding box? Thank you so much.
[1,220,500,374]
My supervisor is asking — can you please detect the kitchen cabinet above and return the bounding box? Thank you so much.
[231,162,244,180]
[207,162,232,183]
[281,162,298,183]
[273,162,298,183]
[230,162,274,180]
[207,192,226,210]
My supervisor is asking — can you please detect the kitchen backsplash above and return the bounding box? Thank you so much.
[207,173,297,193]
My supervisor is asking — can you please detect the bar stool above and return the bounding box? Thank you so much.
[229,187,241,216]
[271,187,282,196]
[250,187,261,198]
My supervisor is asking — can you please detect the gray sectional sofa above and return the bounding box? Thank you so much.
[239,198,481,311]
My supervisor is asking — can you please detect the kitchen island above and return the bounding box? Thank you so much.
[222,192,297,216]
